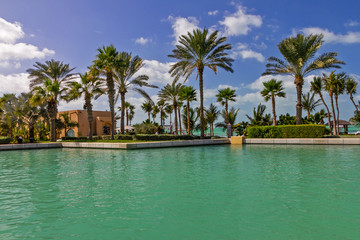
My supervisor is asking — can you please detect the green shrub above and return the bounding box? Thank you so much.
[134,134,195,141]
[0,137,11,144]
[133,123,158,134]
[115,135,134,140]
[61,137,88,141]
[247,124,326,138]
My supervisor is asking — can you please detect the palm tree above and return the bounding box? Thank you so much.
[128,104,135,126]
[263,34,345,124]
[313,109,328,125]
[157,101,169,128]
[114,52,157,133]
[152,105,160,123]
[345,77,359,112]
[158,83,184,134]
[141,100,153,121]
[323,71,341,135]
[66,72,105,140]
[182,106,199,135]
[177,101,184,134]
[246,104,271,126]
[179,86,197,135]
[310,76,332,131]
[302,92,321,118]
[168,28,234,138]
[59,112,78,137]
[205,103,220,136]
[27,59,76,141]
[216,88,237,133]
[216,107,239,136]
[92,45,120,140]
[260,79,285,126]
[333,72,346,134]
[118,102,131,127]
[164,105,173,133]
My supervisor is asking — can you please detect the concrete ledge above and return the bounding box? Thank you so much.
[0,143,62,151]
[243,138,360,145]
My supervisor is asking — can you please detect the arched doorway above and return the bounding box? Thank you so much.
[66,129,75,137]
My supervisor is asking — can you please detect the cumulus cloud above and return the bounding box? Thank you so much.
[0,17,55,69]
[136,59,175,85]
[345,20,360,27]
[230,43,265,62]
[219,5,262,36]
[297,27,360,44]
[168,16,199,44]
[135,37,152,45]
[208,10,219,16]
[0,73,30,94]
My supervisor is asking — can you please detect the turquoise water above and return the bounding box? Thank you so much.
[1,145,360,239]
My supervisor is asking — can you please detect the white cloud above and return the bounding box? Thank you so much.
[0,18,55,70]
[168,16,199,44]
[230,43,265,62]
[0,17,24,44]
[0,73,30,94]
[137,59,175,85]
[298,27,360,44]
[135,37,152,45]
[208,10,219,16]
[219,5,262,36]
[345,20,360,27]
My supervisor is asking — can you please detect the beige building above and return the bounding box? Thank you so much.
[57,110,112,138]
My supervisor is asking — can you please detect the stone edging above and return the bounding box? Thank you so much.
[0,139,230,151]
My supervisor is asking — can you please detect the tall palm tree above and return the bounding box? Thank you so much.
[92,44,120,140]
[345,77,359,112]
[179,86,197,135]
[168,28,234,138]
[205,103,220,136]
[152,105,160,123]
[216,88,237,133]
[263,34,344,124]
[216,107,239,136]
[66,72,105,140]
[157,101,169,128]
[158,83,184,134]
[128,104,135,126]
[164,105,173,133]
[302,92,321,118]
[118,102,131,127]
[177,101,184,134]
[323,71,340,135]
[333,72,346,134]
[141,100,153,121]
[310,76,332,131]
[114,52,157,133]
[27,59,76,141]
[182,106,199,135]
[260,79,286,126]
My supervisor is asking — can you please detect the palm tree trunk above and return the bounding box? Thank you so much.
[295,81,303,125]
[350,94,359,112]
[47,101,57,142]
[178,107,182,135]
[106,72,115,140]
[29,119,35,139]
[85,96,93,140]
[160,111,163,128]
[330,93,337,135]
[198,68,205,138]
[126,109,129,127]
[120,92,125,134]
[187,100,190,135]
[148,112,151,121]
[272,96,276,126]
[169,112,172,133]
[319,93,332,134]
[335,95,340,135]
[173,103,178,135]
[307,110,311,119]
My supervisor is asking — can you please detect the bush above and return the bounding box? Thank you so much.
[61,137,88,141]
[115,135,134,140]
[247,124,326,138]
[133,123,158,134]
[134,134,195,141]
[0,137,11,144]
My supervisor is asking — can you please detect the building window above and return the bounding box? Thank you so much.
[66,129,75,137]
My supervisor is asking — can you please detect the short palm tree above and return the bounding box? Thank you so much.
[302,92,321,118]
[205,103,220,136]
[345,77,358,112]
[168,28,234,138]
[216,88,237,132]
[27,59,76,141]
[246,104,271,126]
[66,72,105,139]
[152,105,160,123]
[158,83,184,134]
[310,76,332,131]
[92,44,121,140]
[260,79,285,125]
[141,100,153,121]
[263,34,344,124]
[114,52,157,133]
[164,105,173,132]
[59,112,78,137]
[216,107,239,136]
[182,106,199,135]
[128,104,135,126]
[179,86,197,135]
[118,102,131,126]
[157,101,169,128]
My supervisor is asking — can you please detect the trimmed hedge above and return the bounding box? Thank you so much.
[247,124,326,138]
[134,134,195,141]
[0,137,11,144]
[62,137,88,141]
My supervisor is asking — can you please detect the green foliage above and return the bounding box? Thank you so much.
[134,134,194,141]
[233,121,249,136]
[0,137,11,144]
[134,122,158,134]
[247,125,326,138]
[61,137,88,141]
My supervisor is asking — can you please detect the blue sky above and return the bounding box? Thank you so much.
[1,0,360,124]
